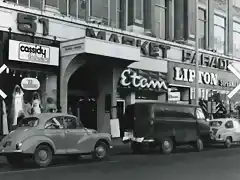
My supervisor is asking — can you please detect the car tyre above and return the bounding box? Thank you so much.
[224,137,232,149]
[92,141,108,161]
[160,137,174,155]
[131,142,142,154]
[194,138,204,152]
[34,144,53,168]
[6,155,24,168]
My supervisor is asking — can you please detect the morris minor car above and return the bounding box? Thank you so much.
[0,113,111,168]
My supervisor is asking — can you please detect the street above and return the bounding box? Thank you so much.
[0,145,240,180]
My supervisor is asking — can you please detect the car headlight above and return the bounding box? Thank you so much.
[16,142,23,150]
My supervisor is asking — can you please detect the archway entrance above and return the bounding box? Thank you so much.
[68,62,98,130]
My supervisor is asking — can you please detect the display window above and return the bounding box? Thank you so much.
[0,68,57,132]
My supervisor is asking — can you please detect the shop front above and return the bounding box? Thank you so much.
[168,57,240,119]
[0,35,59,135]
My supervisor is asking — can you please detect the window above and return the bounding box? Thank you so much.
[90,0,109,25]
[196,108,205,120]
[18,117,39,127]
[233,22,240,58]
[109,0,122,28]
[214,14,226,54]
[30,0,42,9]
[198,8,207,49]
[64,117,83,129]
[134,0,144,24]
[45,0,58,7]
[69,0,77,17]
[18,0,29,6]
[151,0,166,39]
[225,120,234,129]
[45,117,64,129]
[59,0,67,15]
[233,0,240,8]
[78,0,87,19]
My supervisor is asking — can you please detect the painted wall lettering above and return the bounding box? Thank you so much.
[17,13,49,36]
[85,28,171,59]
[120,69,168,91]
[182,50,230,70]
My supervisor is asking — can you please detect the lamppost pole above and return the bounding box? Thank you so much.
[195,0,199,106]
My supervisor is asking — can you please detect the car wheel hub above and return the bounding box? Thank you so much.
[96,146,106,158]
[38,150,48,161]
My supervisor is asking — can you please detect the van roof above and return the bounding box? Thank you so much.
[133,102,200,108]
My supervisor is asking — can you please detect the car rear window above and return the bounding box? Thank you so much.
[18,117,39,127]
[210,121,223,127]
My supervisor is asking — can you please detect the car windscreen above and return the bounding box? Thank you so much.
[210,121,223,127]
[18,117,39,127]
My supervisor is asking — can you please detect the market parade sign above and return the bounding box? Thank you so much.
[228,63,240,99]
[0,64,7,99]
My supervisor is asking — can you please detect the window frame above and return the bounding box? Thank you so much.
[233,21,240,58]
[198,8,207,49]
[134,0,144,24]
[213,13,226,54]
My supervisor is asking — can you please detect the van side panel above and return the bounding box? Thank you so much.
[153,105,198,143]
[134,104,152,137]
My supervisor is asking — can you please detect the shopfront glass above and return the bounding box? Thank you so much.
[0,69,57,133]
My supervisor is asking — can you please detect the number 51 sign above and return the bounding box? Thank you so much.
[17,13,49,36]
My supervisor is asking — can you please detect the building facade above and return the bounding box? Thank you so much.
[0,0,240,137]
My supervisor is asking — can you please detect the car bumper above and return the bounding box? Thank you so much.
[0,149,23,155]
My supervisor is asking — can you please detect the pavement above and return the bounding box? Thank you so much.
[1,142,240,180]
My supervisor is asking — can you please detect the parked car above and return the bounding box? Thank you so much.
[210,118,240,148]
[0,113,111,168]
[121,102,211,154]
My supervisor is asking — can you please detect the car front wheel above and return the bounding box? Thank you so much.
[6,155,24,168]
[160,138,174,154]
[34,144,53,168]
[92,141,108,161]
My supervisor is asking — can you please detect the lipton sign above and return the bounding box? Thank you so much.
[21,78,40,90]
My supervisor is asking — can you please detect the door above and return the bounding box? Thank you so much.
[44,116,66,154]
[64,116,91,154]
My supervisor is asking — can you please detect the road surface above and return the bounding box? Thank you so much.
[0,145,240,180]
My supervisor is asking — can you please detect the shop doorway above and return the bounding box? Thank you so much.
[68,64,98,130]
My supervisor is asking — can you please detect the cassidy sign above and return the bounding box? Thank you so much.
[120,69,168,91]
[8,40,59,66]
[86,28,171,58]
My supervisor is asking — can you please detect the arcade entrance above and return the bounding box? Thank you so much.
[68,63,98,130]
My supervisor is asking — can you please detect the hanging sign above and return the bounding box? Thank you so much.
[21,78,40,90]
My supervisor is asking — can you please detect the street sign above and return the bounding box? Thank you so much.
[0,64,7,99]
[228,63,240,99]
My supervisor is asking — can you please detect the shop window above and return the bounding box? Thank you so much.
[214,14,226,54]
[198,8,207,49]
[151,0,166,39]
[233,21,240,58]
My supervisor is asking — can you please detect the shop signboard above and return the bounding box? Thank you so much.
[21,78,40,91]
[168,92,180,101]
[119,68,168,92]
[168,61,240,91]
[8,40,59,66]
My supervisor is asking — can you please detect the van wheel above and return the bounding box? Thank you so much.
[224,137,232,148]
[194,138,204,152]
[34,144,53,168]
[131,142,142,154]
[160,138,174,154]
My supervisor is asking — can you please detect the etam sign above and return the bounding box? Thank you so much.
[120,69,168,91]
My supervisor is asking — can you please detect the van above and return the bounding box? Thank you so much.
[120,102,211,154]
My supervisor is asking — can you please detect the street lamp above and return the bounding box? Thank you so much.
[195,0,199,106]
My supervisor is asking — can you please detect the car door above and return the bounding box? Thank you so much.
[44,116,66,154]
[64,116,90,154]
[233,120,240,141]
